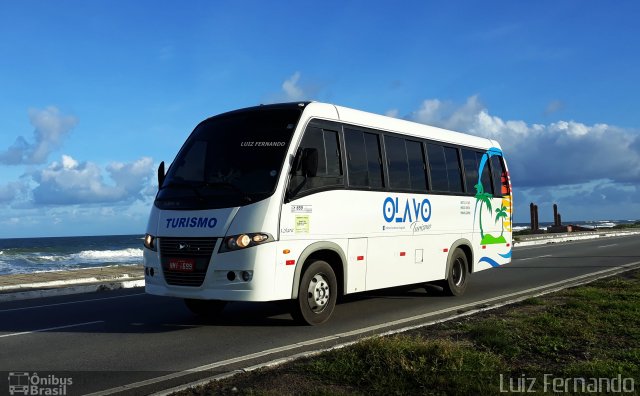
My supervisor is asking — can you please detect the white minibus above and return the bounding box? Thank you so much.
[143,102,512,325]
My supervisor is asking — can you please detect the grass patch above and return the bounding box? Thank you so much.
[176,270,640,395]
[309,337,505,395]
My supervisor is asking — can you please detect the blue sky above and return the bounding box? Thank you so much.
[1,1,639,237]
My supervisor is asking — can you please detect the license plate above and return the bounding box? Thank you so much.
[168,258,195,272]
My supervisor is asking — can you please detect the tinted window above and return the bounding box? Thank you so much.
[345,129,384,188]
[462,149,492,194]
[427,143,463,193]
[364,133,384,188]
[173,140,207,182]
[444,147,463,193]
[325,130,342,176]
[462,149,479,193]
[427,143,448,191]
[344,130,368,187]
[301,126,326,174]
[479,152,493,195]
[406,140,427,191]
[156,108,299,210]
[289,126,343,197]
[385,136,410,190]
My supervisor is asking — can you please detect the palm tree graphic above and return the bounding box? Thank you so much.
[474,182,493,239]
[495,205,508,237]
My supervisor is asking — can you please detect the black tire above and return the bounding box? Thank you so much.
[291,260,337,325]
[184,298,226,316]
[440,249,468,296]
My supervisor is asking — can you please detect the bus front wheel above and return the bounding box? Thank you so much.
[291,260,337,325]
[184,298,226,316]
[440,249,468,296]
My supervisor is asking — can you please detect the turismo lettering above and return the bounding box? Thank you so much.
[165,217,217,229]
[383,197,431,223]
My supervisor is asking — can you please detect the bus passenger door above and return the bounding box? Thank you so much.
[346,238,367,293]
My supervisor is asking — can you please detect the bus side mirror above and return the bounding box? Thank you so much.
[157,161,165,189]
[300,148,318,177]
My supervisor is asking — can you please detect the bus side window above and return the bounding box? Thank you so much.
[461,149,479,194]
[385,135,410,190]
[364,133,384,189]
[444,147,463,193]
[345,129,384,189]
[406,140,428,191]
[478,151,493,195]
[290,126,343,198]
[490,155,510,196]
[427,144,463,193]
[427,143,449,192]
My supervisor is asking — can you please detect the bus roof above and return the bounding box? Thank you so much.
[305,102,500,151]
[212,101,501,152]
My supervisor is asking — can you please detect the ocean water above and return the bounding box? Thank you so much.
[512,219,639,232]
[0,234,144,276]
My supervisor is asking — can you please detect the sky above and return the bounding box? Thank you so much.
[1,1,639,238]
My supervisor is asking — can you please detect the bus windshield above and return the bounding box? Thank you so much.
[155,107,301,210]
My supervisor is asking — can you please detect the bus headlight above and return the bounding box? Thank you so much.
[144,233,157,251]
[220,233,274,252]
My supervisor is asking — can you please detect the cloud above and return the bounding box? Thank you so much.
[0,107,78,165]
[266,72,323,104]
[514,180,640,222]
[107,157,158,197]
[282,72,305,101]
[407,96,640,189]
[0,181,27,203]
[31,155,155,205]
[544,100,564,115]
[385,109,400,118]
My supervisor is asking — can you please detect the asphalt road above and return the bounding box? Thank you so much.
[1,234,638,395]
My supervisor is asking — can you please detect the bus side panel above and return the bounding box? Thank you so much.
[365,193,471,290]
[281,190,472,294]
[365,235,449,290]
[281,191,356,294]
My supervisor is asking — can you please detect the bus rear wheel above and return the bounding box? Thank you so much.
[291,260,337,325]
[184,299,226,316]
[439,249,468,296]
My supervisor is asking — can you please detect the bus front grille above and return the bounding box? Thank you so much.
[159,237,217,287]
[162,271,208,287]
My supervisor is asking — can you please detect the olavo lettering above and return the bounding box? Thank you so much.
[383,197,431,223]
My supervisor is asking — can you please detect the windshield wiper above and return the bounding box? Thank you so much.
[198,182,253,203]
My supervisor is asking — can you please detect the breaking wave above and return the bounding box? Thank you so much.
[0,247,143,275]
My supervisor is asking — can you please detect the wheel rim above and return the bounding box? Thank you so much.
[306,272,330,313]
[452,258,465,286]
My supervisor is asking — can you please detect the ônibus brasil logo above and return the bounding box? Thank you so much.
[383,196,431,223]
[8,372,72,396]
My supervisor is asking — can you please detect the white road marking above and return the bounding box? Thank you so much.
[598,244,619,248]
[514,254,551,261]
[0,320,104,339]
[0,293,146,313]
[89,260,640,396]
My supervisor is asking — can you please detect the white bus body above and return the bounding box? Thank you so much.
[143,102,512,324]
